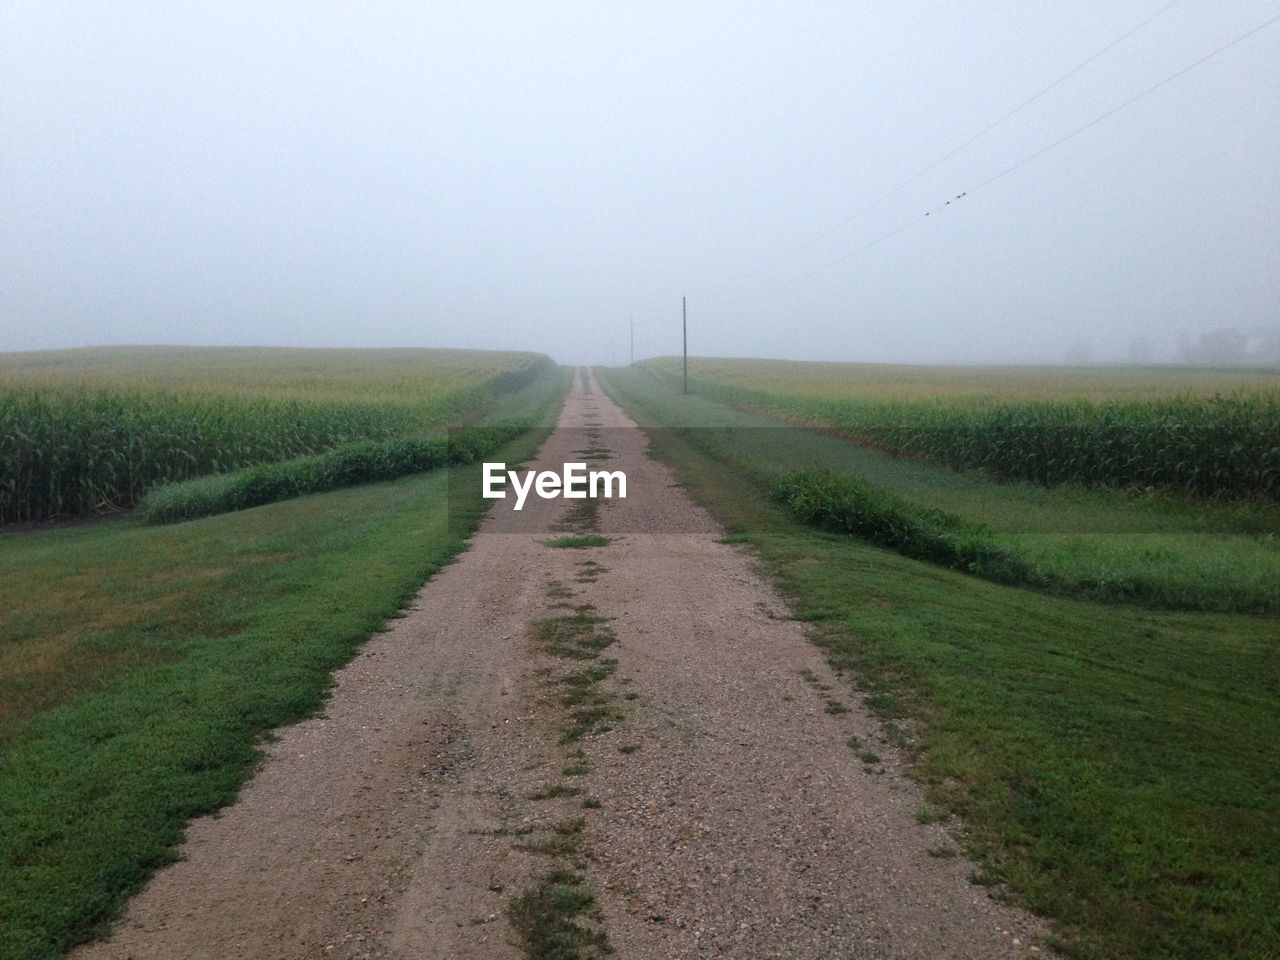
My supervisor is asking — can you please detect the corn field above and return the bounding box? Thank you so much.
[655,358,1280,500]
[0,347,551,523]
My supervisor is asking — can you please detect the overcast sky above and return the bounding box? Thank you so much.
[2,2,1277,365]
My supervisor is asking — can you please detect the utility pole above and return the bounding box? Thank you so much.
[630,317,634,366]
[682,296,688,394]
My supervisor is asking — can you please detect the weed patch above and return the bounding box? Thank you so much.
[528,783,583,801]
[532,615,624,743]
[574,561,608,583]
[532,616,615,661]
[508,870,611,959]
[915,805,946,825]
[545,535,612,549]
[554,495,601,534]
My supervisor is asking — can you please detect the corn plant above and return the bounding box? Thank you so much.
[673,362,1280,501]
[0,348,552,523]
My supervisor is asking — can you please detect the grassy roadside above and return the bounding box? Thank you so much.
[0,367,568,959]
[140,419,530,523]
[603,366,1280,614]
[597,366,1280,960]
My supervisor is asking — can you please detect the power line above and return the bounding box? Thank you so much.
[906,0,1187,198]
[969,9,1280,197]
[758,9,1280,295]
[725,0,1185,286]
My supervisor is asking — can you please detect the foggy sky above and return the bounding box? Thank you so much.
[2,2,1277,366]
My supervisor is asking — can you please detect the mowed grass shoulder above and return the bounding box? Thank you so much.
[602,367,1280,614]
[598,366,1280,960]
[0,365,567,959]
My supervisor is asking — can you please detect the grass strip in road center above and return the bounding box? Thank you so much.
[544,535,612,549]
[508,869,611,960]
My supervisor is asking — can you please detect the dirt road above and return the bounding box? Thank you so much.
[75,370,1043,959]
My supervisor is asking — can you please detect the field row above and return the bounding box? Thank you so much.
[0,348,551,522]
[653,357,1280,500]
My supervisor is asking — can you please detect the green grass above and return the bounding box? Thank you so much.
[0,346,552,522]
[515,834,584,859]
[554,495,602,534]
[574,561,607,583]
[544,535,612,549]
[532,610,623,743]
[532,615,615,661]
[773,467,1032,582]
[507,869,611,959]
[603,366,1280,614]
[597,364,1280,960]
[141,420,530,523]
[771,467,1280,613]
[0,365,566,959]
